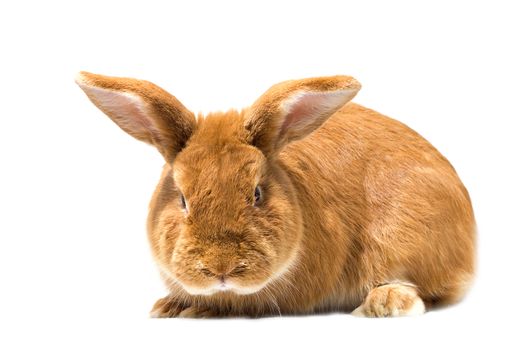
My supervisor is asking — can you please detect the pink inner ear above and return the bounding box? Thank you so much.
[280,93,327,133]
[103,91,155,135]
[279,90,352,138]
[84,85,160,143]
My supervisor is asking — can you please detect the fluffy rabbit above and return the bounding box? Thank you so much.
[76,72,475,317]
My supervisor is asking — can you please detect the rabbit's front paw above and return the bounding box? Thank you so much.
[177,306,222,318]
[150,296,188,318]
[352,283,425,317]
[150,296,222,318]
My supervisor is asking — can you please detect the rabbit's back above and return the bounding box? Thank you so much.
[281,102,475,306]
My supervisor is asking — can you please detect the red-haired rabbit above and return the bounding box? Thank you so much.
[76,72,475,317]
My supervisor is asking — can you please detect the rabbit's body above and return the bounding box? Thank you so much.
[77,72,475,317]
[281,102,475,312]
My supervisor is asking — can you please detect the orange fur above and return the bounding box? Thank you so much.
[76,72,475,317]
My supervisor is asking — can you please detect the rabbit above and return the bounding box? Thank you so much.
[75,71,475,317]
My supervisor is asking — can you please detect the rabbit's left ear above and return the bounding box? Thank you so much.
[75,71,195,162]
[244,76,360,155]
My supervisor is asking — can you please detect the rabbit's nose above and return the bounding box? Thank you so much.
[198,261,248,280]
[199,264,233,279]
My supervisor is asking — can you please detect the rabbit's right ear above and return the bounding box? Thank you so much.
[75,72,196,162]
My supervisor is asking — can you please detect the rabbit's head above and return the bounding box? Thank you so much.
[76,72,360,295]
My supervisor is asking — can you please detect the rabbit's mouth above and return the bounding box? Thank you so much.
[174,246,300,297]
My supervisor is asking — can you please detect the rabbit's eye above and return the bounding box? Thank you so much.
[254,185,262,205]
[180,194,187,212]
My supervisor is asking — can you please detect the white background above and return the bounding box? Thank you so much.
[1,0,524,349]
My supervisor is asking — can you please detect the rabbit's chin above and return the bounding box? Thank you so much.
[179,281,267,296]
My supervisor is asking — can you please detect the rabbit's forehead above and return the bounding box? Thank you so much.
[173,144,264,189]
